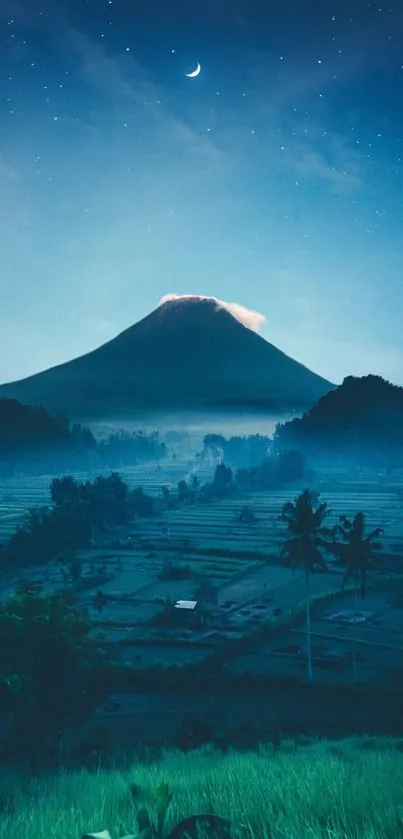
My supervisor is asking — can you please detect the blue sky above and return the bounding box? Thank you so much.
[1,0,403,386]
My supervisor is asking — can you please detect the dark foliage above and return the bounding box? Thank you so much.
[236,450,306,490]
[235,505,257,523]
[176,715,214,750]
[1,473,155,570]
[274,375,403,466]
[0,398,166,477]
[327,512,383,598]
[0,582,109,769]
[96,430,166,469]
[0,398,95,476]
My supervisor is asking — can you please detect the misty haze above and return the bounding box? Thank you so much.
[1,1,403,837]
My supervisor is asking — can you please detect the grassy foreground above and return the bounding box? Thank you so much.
[1,737,403,839]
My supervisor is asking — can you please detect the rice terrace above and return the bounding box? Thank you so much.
[3,0,403,829]
[1,443,403,731]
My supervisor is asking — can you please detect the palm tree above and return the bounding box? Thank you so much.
[329,512,383,680]
[280,488,331,682]
[334,512,383,598]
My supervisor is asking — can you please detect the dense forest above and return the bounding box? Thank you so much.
[274,375,403,466]
[0,398,166,476]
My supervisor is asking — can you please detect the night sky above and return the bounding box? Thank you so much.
[1,0,403,386]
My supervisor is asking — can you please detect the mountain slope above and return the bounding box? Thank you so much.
[0,297,334,418]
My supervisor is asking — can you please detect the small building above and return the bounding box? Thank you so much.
[174,600,197,611]
[174,598,213,626]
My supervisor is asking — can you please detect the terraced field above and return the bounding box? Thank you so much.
[136,489,403,558]
[3,461,403,571]
[228,586,403,685]
[0,456,214,542]
[2,454,403,687]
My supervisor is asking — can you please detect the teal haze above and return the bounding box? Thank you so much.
[1,0,403,385]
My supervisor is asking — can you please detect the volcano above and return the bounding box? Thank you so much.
[0,297,334,418]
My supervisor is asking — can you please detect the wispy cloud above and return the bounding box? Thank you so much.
[216,106,365,193]
[295,148,362,190]
[63,28,221,161]
[4,2,367,192]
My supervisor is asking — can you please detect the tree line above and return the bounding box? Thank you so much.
[0,398,166,477]
[0,472,157,570]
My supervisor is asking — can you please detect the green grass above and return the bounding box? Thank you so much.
[1,738,403,839]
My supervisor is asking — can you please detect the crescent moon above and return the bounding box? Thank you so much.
[186,62,201,78]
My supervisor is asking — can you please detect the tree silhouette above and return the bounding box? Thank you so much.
[332,512,383,598]
[328,511,383,680]
[214,463,233,489]
[280,488,331,682]
[0,583,108,769]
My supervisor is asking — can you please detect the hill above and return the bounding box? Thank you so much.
[0,397,96,476]
[0,297,333,419]
[274,374,403,464]
[0,398,167,476]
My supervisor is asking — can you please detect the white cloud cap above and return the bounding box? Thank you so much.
[158,293,266,334]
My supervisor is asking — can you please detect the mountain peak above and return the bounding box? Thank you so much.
[156,294,267,334]
[0,296,334,419]
[159,295,221,312]
[153,295,230,329]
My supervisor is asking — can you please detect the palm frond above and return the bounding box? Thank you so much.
[313,503,330,527]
